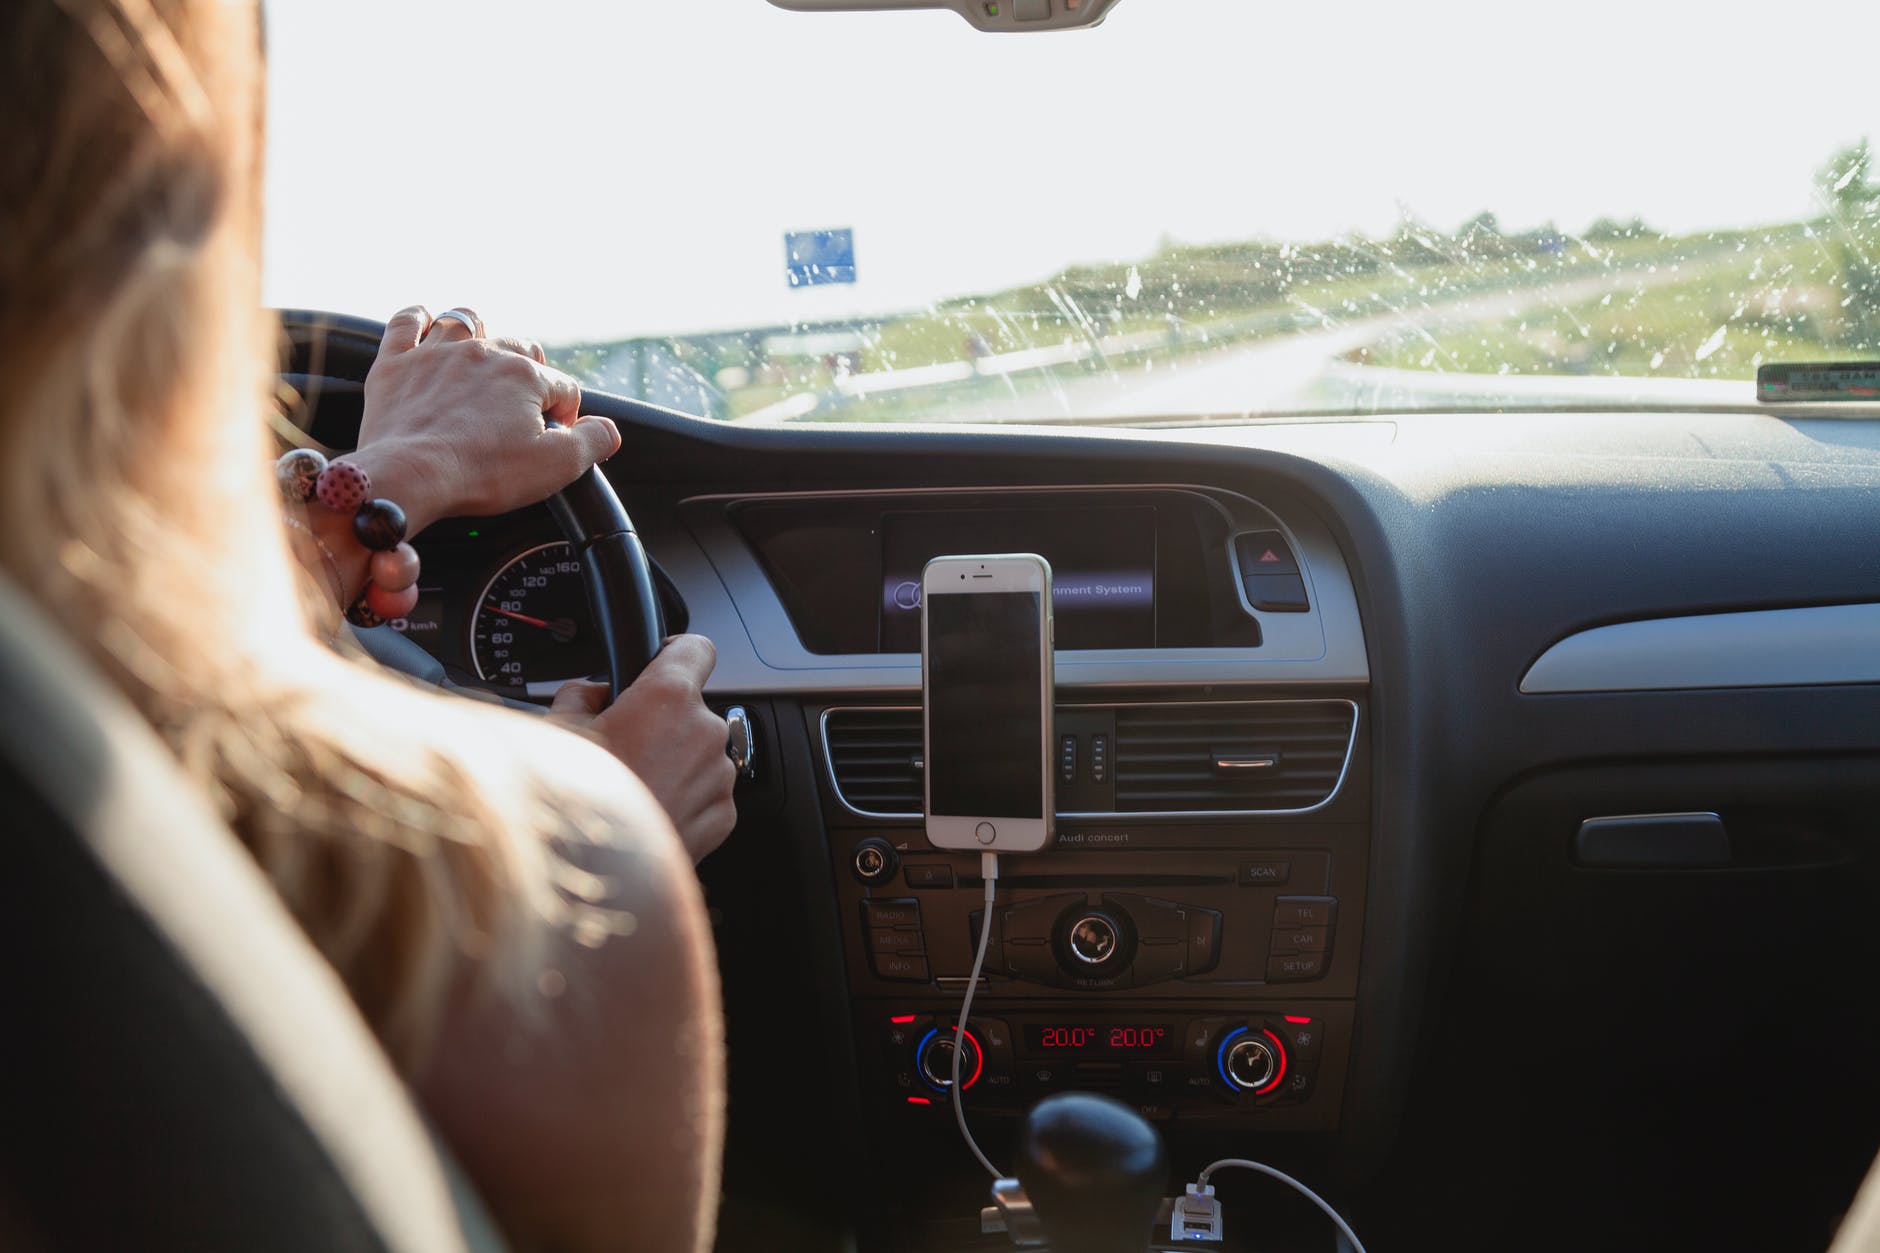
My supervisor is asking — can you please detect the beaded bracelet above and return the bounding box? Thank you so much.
[276,448,422,627]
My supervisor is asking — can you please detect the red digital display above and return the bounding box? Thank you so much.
[1022,1023,1178,1058]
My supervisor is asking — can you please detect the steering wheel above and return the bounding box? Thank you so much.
[277,310,665,699]
[545,467,665,697]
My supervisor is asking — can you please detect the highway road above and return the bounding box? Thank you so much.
[757,257,1745,424]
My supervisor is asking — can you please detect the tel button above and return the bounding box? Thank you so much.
[1273,896,1336,928]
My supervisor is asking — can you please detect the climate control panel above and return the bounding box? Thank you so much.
[877,1010,1330,1123]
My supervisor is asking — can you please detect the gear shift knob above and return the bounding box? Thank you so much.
[1014,1092,1167,1253]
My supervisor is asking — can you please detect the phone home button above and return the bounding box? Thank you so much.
[975,822,997,845]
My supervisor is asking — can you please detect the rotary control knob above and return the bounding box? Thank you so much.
[1055,907,1134,978]
[1216,1026,1288,1095]
[917,1027,984,1092]
[1067,913,1120,965]
[851,837,899,885]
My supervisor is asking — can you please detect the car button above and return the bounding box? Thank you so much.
[1269,926,1330,953]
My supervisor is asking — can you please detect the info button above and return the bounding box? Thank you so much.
[1239,860,1291,887]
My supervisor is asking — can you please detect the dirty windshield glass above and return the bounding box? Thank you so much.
[263,0,1879,423]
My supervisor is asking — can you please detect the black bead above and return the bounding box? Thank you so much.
[352,498,407,551]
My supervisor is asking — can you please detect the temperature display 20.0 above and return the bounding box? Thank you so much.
[1022,1023,1178,1058]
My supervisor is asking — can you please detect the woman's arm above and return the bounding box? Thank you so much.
[413,725,724,1253]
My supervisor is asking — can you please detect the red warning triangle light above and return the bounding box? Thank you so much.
[1258,549,1282,564]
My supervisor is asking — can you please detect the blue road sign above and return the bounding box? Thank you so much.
[785,229,856,287]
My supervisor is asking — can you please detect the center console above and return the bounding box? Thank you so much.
[812,694,1369,1139]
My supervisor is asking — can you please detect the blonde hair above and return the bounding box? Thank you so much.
[0,0,556,1067]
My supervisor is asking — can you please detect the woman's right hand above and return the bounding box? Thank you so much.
[349,305,622,535]
[548,635,738,864]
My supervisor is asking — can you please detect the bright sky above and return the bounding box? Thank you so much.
[262,0,1876,344]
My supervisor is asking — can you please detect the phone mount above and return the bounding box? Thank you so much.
[980,1093,1168,1253]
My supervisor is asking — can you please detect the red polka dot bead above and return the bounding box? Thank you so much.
[314,460,372,513]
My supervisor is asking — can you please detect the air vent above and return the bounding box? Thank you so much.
[823,707,923,817]
[1112,701,1356,813]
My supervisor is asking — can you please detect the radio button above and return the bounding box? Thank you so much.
[1269,926,1330,953]
[864,899,923,930]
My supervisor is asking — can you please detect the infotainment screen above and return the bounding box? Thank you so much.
[880,507,1156,651]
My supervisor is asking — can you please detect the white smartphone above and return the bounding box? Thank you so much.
[921,553,1055,852]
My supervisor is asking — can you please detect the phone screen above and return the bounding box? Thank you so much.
[925,590,1044,820]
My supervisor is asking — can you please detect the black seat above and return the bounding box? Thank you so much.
[0,574,502,1251]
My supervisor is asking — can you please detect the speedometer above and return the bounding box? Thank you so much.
[471,542,604,695]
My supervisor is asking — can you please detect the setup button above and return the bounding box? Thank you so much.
[975,822,997,845]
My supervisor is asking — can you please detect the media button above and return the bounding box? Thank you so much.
[870,929,923,954]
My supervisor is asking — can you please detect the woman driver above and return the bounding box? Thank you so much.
[1,1,731,1249]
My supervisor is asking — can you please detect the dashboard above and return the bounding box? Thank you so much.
[287,315,1880,1253]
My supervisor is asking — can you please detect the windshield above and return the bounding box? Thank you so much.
[263,0,1880,424]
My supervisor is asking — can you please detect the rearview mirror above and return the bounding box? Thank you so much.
[767,0,1120,33]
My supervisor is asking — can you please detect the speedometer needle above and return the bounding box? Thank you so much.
[481,604,554,630]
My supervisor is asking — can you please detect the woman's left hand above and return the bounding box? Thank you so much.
[349,305,622,534]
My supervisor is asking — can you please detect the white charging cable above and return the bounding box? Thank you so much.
[952,850,1002,1178]
[1172,1158,1368,1252]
